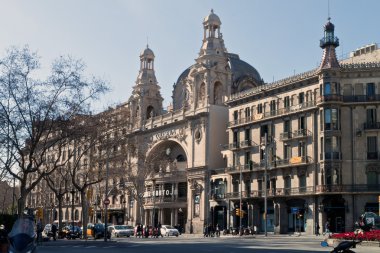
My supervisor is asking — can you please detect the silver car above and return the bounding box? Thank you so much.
[108,225,134,237]
[160,225,179,237]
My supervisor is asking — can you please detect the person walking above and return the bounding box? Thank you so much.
[315,222,320,236]
[323,220,330,236]
[51,224,57,241]
[0,225,8,253]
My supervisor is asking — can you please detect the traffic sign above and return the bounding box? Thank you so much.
[291,207,299,214]
[104,198,110,205]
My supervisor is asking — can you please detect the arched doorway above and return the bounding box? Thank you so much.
[145,140,188,227]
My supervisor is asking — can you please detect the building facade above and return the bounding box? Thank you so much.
[213,18,380,234]
[28,12,380,235]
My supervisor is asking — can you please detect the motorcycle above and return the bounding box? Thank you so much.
[8,218,37,253]
[321,239,361,253]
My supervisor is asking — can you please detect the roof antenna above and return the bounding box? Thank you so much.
[327,0,331,20]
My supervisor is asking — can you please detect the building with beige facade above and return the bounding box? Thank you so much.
[28,12,379,235]
[212,18,380,234]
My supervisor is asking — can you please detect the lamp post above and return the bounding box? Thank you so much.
[239,159,243,235]
[264,132,268,237]
[70,188,75,231]
[104,149,110,242]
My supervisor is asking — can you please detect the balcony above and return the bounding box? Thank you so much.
[363,122,380,130]
[227,101,316,128]
[144,195,187,204]
[217,184,380,200]
[273,156,310,168]
[318,94,343,103]
[367,152,379,160]
[280,129,311,141]
[225,163,261,174]
[316,184,380,193]
[343,94,380,103]
[321,152,341,160]
[240,140,258,149]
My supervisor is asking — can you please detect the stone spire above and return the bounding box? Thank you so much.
[199,9,227,57]
[129,45,163,126]
[319,18,340,69]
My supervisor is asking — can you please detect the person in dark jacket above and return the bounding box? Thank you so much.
[0,225,9,253]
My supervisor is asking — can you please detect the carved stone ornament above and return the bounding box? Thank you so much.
[188,179,203,193]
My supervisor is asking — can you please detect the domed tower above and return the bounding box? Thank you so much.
[199,9,227,57]
[128,45,163,128]
[171,10,262,111]
[319,17,340,69]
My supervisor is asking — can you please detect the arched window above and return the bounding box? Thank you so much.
[213,82,223,105]
[199,83,206,107]
[176,154,186,162]
[74,209,79,220]
[146,106,154,119]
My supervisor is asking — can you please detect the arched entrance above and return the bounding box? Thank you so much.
[145,140,188,228]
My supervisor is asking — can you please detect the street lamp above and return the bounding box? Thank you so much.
[261,132,269,237]
[70,188,75,230]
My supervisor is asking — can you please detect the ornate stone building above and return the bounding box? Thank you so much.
[216,18,380,234]
[28,11,379,235]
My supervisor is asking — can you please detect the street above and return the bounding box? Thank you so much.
[36,234,380,253]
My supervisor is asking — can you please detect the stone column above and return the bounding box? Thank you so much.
[273,200,288,234]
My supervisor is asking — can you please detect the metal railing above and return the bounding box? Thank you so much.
[223,184,380,199]
[363,122,380,130]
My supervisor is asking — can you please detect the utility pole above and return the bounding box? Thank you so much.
[264,132,268,237]
[239,158,242,235]
[104,151,110,242]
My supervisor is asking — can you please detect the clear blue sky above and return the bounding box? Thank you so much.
[1,0,379,111]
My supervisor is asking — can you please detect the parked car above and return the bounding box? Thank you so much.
[62,225,81,239]
[160,225,179,237]
[87,223,110,239]
[108,225,134,237]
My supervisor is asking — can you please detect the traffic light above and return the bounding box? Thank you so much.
[235,208,240,216]
[240,209,245,217]
[36,207,43,220]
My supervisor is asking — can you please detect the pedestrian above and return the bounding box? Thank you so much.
[0,225,8,253]
[215,224,220,237]
[323,220,330,236]
[157,222,163,238]
[51,224,57,241]
[36,220,43,245]
[315,222,320,236]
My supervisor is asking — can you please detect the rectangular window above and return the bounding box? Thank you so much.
[299,175,306,192]
[325,109,331,130]
[285,176,291,189]
[257,103,263,114]
[178,182,187,198]
[284,144,291,159]
[245,107,251,118]
[284,120,291,133]
[324,82,331,95]
[245,152,250,166]
[284,96,290,109]
[270,100,276,115]
[299,116,305,130]
[367,83,375,96]
[245,128,250,141]
[299,92,305,104]
[367,108,376,126]
[298,142,305,157]
[367,136,378,159]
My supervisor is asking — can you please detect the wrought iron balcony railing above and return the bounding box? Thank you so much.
[363,122,380,130]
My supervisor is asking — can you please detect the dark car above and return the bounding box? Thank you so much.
[62,225,81,239]
[89,223,110,239]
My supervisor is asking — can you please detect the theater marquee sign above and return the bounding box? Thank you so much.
[151,126,187,143]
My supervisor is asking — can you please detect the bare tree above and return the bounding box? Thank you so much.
[0,46,108,216]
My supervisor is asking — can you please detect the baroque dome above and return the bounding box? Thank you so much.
[175,53,262,90]
[203,9,221,26]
